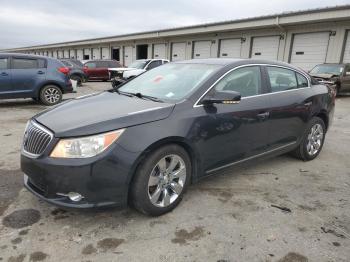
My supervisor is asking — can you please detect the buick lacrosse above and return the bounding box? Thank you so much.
[21,59,335,216]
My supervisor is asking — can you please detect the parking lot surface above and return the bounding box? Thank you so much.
[0,82,349,262]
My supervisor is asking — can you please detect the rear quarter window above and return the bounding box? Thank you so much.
[267,67,298,92]
[296,73,309,88]
[0,58,8,70]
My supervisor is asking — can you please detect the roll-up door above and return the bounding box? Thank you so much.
[52,51,57,58]
[290,32,330,70]
[251,36,280,60]
[124,46,133,66]
[92,48,101,59]
[58,50,64,58]
[69,49,76,59]
[193,41,212,59]
[153,44,167,59]
[84,48,91,59]
[219,39,242,58]
[76,49,83,60]
[171,42,186,61]
[342,31,350,63]
[101,47,109,59]
[64,50,69,58]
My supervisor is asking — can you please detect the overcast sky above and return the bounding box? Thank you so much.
[0,0,348,49]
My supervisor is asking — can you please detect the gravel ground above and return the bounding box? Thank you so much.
[0,81,349,262]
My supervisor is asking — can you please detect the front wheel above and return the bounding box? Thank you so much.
[291,117,326,161]
[39,85,62,106]
[130,144,191,216]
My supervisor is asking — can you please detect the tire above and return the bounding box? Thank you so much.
[291,117,326,161]
[70,75,82,86]
[130,144,191,216]
[39,85,62,106]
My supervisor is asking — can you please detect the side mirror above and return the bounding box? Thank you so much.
[202,91,241,106]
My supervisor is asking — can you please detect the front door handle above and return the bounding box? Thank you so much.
[1,72,8,76]
[257,112,270,120]
[37,71,45,74]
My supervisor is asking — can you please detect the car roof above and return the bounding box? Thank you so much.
[0,52,50,59]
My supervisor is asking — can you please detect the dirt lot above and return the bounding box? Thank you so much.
[0,82,349,262]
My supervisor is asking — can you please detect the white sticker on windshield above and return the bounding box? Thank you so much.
[166,92,174,98]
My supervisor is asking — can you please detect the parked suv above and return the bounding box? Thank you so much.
[83,60,122,81]
[309,63,350,96]
[0,53,73,105]
[60,59,88,86]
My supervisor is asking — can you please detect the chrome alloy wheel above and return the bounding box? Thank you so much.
[306,123,324,156]
[44,87,60,104]
[148,154,187,208]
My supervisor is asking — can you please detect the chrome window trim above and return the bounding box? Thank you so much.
[205,141,297,174]
[193,63,311,108]
[22,120,54,159]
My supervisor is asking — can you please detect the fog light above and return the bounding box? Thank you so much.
[57,192,84,202]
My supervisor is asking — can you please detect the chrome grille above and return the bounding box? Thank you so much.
[23,121,53,157]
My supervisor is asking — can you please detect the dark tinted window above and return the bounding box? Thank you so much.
[214,66,261,97]
[96,61,109,68]
[296,73,308,88]
[0,58,8,70]
[267,67,297,92]
[12,58,38,69]
[147,60,162,70]
[108,61,122,67]
[38,59,46,68]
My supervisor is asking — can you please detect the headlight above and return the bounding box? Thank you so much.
[50,129,125,158]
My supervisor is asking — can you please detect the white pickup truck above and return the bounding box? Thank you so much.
[109,59,169,80]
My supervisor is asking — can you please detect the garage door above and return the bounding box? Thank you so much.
[342,32,350,63]
[193,41,212,59]
[290,32,330,70]
[69,49,76,59]
[52,51,57,58]
[101,47,109,59]
[64,50,69,58]
[92,48,101,59]
[251,36,280,60]
[84,49,91,59]
[76,49,83,60]
[58,50,64,58]
[153,44,167,59]
[171,42,186,61]
[124,46,133,66]
[219,39,242,58]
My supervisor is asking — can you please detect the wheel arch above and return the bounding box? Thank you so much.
[127,137,200,189]
[314,110,329,131]
[35,82,64,97]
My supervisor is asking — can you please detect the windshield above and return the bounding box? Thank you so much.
[129,60,149,69]
[310,64,344,75]
[118,63,221,102]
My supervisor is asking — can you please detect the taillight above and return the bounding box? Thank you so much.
[58,67,70,75]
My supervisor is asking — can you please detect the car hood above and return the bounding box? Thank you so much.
[123,69,145,78]
[310,73,339,79]
[34,91,175,137]
[108,67,135,72]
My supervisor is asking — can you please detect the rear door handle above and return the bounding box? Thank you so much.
[1,72,8,76]
[37,71,45,74]
[257,112,270,119]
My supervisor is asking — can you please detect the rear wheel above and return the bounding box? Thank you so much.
[130,144,191,216]
[39,85,62,106]
[291,117,326,161]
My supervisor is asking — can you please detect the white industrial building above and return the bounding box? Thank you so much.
[2,5,350,70]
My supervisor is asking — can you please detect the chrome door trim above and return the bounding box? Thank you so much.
[193,63,311,108]
[205,141,297,174]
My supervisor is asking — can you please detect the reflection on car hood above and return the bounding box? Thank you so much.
[34,92,175,137]
[108,67,135,72]
[123,69,145,78]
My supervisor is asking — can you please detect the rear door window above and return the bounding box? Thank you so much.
[97,61,109,68]
[147,60,162,70]
[85,62,96,69]
[12,58,38,69]
[267,67,298,92]
[108,61,122,67]
[0,58,8,70]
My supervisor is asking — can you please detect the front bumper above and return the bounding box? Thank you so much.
[21,144,139,209]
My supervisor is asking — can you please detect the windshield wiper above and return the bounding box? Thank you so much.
[131,92,164,103]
